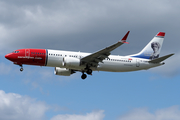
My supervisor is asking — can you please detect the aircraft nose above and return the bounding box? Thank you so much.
[5,54,11,60]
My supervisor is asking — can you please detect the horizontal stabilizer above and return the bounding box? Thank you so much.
[149,54,174,63]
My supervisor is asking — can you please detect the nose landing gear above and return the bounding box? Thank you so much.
[20,65,23,72]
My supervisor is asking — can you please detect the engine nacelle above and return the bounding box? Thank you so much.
[54,67,74,76]
[62,57,80,68]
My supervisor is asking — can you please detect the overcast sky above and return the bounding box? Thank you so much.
[1,0,180,120]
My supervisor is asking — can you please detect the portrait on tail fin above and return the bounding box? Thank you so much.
[150,42,160,60]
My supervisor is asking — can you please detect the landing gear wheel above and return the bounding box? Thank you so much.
[86,69,92,75]
[81,74,87,80]
[20,68,23,72]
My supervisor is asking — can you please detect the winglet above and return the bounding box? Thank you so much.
[121,31,130,44]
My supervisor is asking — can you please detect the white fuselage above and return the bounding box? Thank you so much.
[46,49,162,72]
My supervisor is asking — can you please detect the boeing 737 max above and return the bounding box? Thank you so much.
[5,31,174,79]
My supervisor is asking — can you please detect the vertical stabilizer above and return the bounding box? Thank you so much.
[130,32,165,59]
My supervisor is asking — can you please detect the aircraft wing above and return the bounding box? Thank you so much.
[80,31,130,67]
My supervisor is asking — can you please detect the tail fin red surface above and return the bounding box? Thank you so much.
[156,32,165,37]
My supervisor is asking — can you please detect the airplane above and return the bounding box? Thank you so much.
[5,31,174,79]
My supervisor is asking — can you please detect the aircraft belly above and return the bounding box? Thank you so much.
[96,60,159,72]
[97,62,137,72]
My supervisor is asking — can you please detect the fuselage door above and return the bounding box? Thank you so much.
[25,49,30,59]
[136,59,140,67]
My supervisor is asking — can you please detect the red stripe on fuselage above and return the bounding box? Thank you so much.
[8,49,47,66]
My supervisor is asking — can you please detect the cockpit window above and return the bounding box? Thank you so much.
[13,51,19,53]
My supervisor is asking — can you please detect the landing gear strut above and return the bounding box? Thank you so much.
[20,65,23,72]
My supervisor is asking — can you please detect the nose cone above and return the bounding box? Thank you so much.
[5,53,12,61]
[5,54,9,59]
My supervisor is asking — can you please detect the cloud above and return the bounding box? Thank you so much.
[1,0,180,53]
[50,110,105,120]
[118,106,180,120]
[1,0,180,76]
[0,90,104,120]
[0,90,49,120]
[1,89,180,120]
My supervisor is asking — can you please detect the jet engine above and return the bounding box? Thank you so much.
[54,67,75,76]
[62,57,80,68]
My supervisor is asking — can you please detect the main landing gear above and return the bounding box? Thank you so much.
[86,69,92,75]
[81,73,87,80]
[81,69,93,80]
